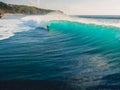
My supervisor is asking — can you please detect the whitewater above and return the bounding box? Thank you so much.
[0,13,120,89]
[1,13,120,40]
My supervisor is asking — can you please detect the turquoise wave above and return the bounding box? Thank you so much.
[0,19,120,87]
[48,20,120,52]
[48,20,120,85]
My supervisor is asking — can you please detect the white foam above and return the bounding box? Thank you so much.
[76,17,120,28]
[21,13,120,29]
[21,13,71,29]
[0,18,30,40]
[1,13,120,40]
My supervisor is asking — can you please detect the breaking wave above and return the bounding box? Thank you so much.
[1,13,120,40]
[0,13,120,88]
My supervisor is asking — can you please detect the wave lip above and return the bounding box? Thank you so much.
[21,14,120,30]
[1,13,120,41]
[21,13,72,29]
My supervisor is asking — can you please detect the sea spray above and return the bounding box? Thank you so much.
[0,18,30,40]
[0,14,120,88]
[22,13,120,30]
[1,13,120,40]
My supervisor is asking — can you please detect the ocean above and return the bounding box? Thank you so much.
[0,14,120,89]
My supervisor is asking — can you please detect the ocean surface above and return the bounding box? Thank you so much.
[0,14,120,89]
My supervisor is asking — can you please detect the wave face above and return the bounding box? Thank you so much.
[0,15,120,89]
[48,20,120,86]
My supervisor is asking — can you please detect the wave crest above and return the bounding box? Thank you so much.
[21,13,70,29]
[21,13,120,29]
[1,13,120,41]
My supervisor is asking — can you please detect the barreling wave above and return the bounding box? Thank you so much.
[1,13,120,41]
[21,13,120,29]
[47,20,120,86]
[0,13,70,40]
[48,20,120,51]
[0,13,120,87]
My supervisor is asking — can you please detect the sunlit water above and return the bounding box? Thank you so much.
[0,15,120,89]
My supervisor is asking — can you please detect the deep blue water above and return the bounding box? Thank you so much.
[0,15,120,89]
